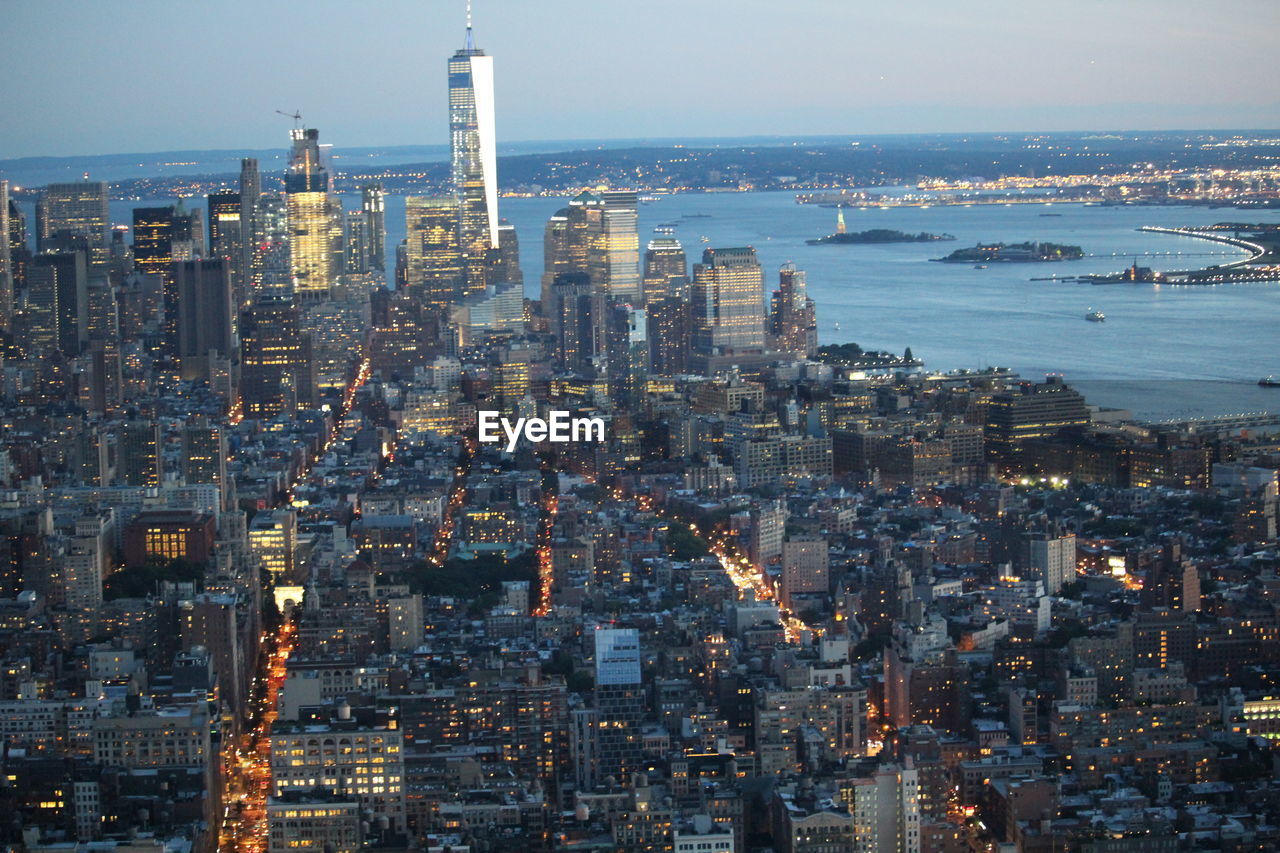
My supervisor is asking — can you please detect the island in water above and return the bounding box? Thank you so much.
[807,227,955,246]
[934,241,1085,263]
[813,342,923,369]
[807,208,953,246]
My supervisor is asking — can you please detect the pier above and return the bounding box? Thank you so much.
[1034,225,1280,285]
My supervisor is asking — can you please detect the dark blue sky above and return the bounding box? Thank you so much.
[2,0,1278,159]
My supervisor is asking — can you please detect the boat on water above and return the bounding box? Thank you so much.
[973,264,988,269]
[1260,376,1280,387]
[1086,309,1106,322]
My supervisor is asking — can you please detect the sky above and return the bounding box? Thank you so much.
[2,0,1278,160]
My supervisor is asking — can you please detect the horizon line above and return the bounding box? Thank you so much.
[4,126,1280,167]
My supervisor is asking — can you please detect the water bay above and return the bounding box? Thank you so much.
[102,189,1280,420]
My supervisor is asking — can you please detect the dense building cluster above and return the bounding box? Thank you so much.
[0,12,1278,853]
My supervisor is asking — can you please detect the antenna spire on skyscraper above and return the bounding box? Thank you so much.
[465,0,474,49]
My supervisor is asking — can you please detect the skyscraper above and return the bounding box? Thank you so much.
[589,191,641,301]
[593,627,644,783]
[607,303,648,406]
[595,627,642,685]
[285,127,336,298]
[450,281,522,347]
[170,202,205,258]
[240,294,314,419]
[449,13,499,293]
[837,765,922,853]
[404,196,464,313]
[240,157,262,295]
[344,212,370,274]
[540,209,571,308]
[116,420,162,487]
[37,181,109,265]
[642,235,688,306]
[780,534,830,608]
[0,180,12,331]
[489,221,522,287]
[647,297,690,376]
[206,190,243,303]
[361,183,386,273]
[181,418,228,506]
[132,207,175,275]
[83,278,123,412]
[174,259,235,382]
[1025,530,1077,596]
[254,192,292,291]
[491,342,532,410]
[541,191,644,309]
[207,192,239,250]
[28,251,88,357]
[691,246,766,373]
[768,262,817,357]
[547,272,601,374]
[7,195,28,294]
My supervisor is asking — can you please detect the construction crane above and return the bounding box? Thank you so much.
[275,110,303,129]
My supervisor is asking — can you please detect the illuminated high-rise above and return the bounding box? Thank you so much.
[690,247,766,372]
[768,262,817,357]
[28,251,88,357]
[83,279,123,412]
[648,297,690,376]
[117,419,162,487]
[607,303,648,406]
[171,203,205,258]
[489,221,522,287]
[539,194,600,308]
[540,209,571,308]
[240,157,263,295]
[546,272,600,374]
[240,294,314,419]
[492,342,533,410]
[182,417,228,507]
[361,183,386,272]
[542,191,641,304]
[255,192,292,291]
[589,191,641,301]
[7,195,28,293]
[451,280,522,348]
[592,627,644,784]
[404,196,464,313]
[0,180,12,331]
[207,190,243,303]
[207,191,240,251]
[642,235,688,306]
[133,205,191,356]
[37,180,109,265]
[285,127,336,298]
[344,212,370,274]
[132,207,175,276]
[449,12,499,294]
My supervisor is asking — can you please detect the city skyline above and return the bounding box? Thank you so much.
[3,0,1280,160]
[1,2,1279,851]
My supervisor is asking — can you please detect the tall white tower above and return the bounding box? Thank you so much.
[449,0,499,283]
